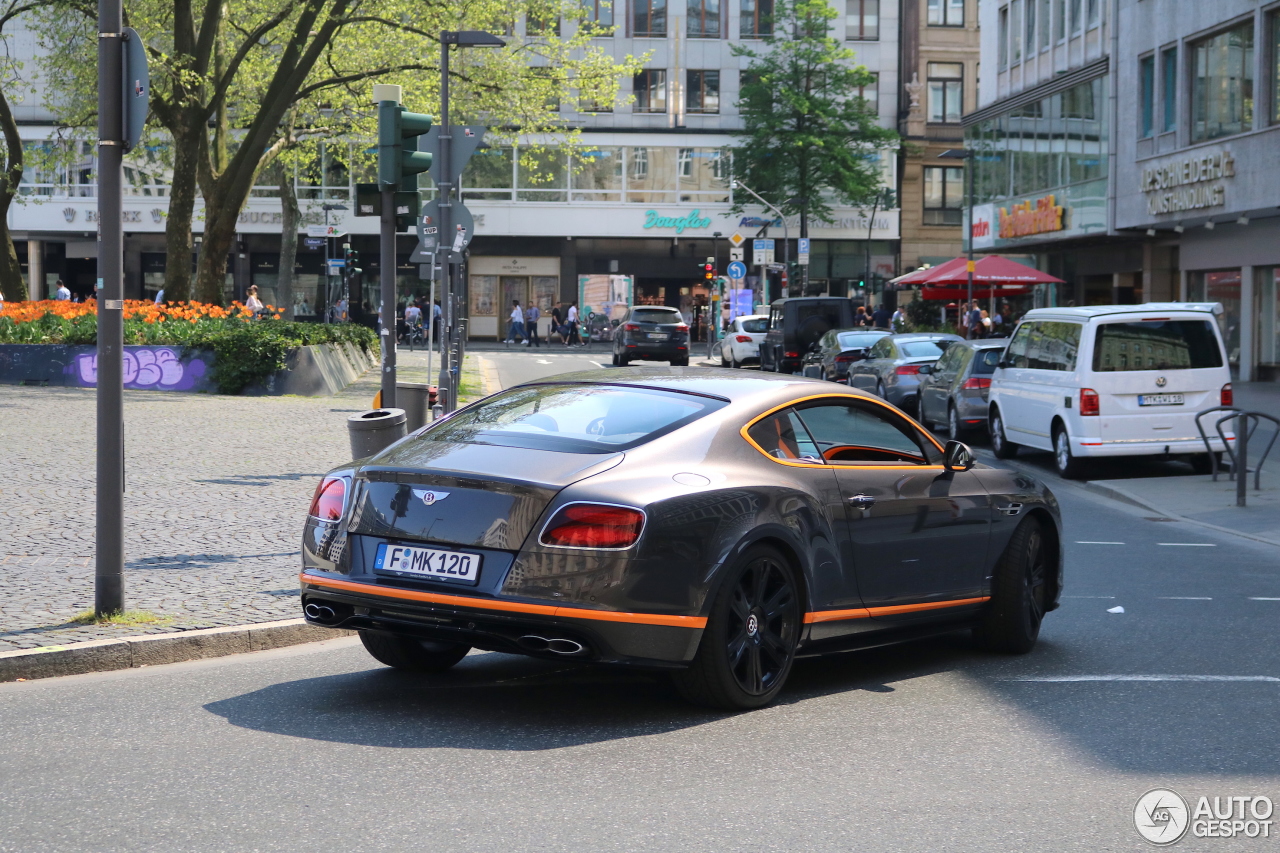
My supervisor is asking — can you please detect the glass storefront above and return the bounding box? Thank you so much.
[1258,267,1279,375]
[1187,270,1241,370]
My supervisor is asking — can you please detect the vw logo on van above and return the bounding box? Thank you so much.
[1155,376,1167,387]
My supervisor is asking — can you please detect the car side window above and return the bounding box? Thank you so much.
[1016,321,1082,370]
[746,409,823,461]
[1006,323,1038,368]
[793,401,939,465]
[868,339,891,359]
[935,346,962,375]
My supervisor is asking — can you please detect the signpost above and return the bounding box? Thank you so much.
[797,238,810,266]
[726,261,747,281]
[729,247,744,263]
[305,224,346,238]
[729,232,745,248]
[752,239,775,266]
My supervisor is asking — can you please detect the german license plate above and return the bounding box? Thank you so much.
[1138,394,1184,406]
[374,543,480,584]
[648,332,669,341]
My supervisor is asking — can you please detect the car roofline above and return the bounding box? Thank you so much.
[517,379,733,403]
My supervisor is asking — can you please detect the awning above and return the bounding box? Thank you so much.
[920,286,1034,300]
[914,255,1065,286]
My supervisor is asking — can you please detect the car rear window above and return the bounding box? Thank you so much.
[837,332,887,349]
[740,318,768,333]
[421,385,725,453]
[631,309,682,324]
[1092,320,1224,372]
[899,340,952,358]
[973,347,1004,374]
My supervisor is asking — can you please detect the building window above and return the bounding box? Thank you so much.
[1139,55,1155,138]
[1069,0,1080,35]
[581,0,613,32]
[740,0,772,37]
[926,0,962,27]
[1010,0,1023,64]
[924,166,964,225]
[634,69,668,113]
[686,70,720,113]
[1025,0,1036,55]
[1038,0,1050,49]
[1086,0,1098,29]
[999,6,1008,66]
[927,62,963,123]
[1191,22,1254,142]
[687,0,721,37]
[528,12,560,36]
[846,0,878,40]
[1161,47,1177,133]
[633,0,667,36]
[856,72,879,109]
[1053,0,1064,42]
[1271,13,1280,125]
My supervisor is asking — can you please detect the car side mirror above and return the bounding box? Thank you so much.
[997,358,1013,369]
[917,364,933,375]
[942,440,976,472]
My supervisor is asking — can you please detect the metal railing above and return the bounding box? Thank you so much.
[1196,406,1279,506]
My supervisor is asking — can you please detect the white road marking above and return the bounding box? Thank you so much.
[1107,606,1125,613]
[1157,542,1216,547]
[1158,596,1212,600]
[535,360,552,365]
[1249,597,1280,601]
[1064,595,1116,599]
[1006,675,1280,683]
[1075,541,1125,545]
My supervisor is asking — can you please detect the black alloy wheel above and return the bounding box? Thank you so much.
[975,517,1050,654]
[673,545,801,710]
[990,408,1018,459]
[359,630,471,673]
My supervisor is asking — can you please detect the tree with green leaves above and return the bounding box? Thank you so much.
[34,0,633,303]
[732,0,897,242]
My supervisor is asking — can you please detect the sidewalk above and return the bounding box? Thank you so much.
[1086,475,1280,546]
[0,351,486,653]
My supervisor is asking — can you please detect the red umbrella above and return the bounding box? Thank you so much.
[890,258,967,286]
[916,255,1064,286]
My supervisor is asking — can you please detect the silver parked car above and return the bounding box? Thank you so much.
[917,340,1008,440]
[845,333,963,415]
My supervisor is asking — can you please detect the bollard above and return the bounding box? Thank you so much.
[396,382,435,433]
[1237,411,1248,507]
[347,408,407,460]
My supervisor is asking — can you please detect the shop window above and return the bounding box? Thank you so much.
[1259,268,1279,369]
[1139,55,1155,138]
[927,0,962,27]
[923,166,964,225]
[687,0,721,38]
[633,0,667,36]
[470,275,498,316]
[570,147,623,201]
[846,0,878,40]
[627,146,678,203]
[740,0,772,38]
[1161,48,1177,134]
[634,69,667,113]
[581,0,613,32]
[927,62,963,123]
[1191,22,1254,142]
[1188,270,1242,368]
[686,70,720,113]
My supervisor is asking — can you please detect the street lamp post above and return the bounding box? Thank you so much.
[730,179,788,307]
[863,188,892,307]
[940,147,974,337]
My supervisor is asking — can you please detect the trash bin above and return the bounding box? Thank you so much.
[396,382,436,432]
[347,408,406,460]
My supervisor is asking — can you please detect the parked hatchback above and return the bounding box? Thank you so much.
[846,333,963,415]
[918,340,1007,440]
[801,329,891,382]
[987,303,1233,478]
[612,306,690,366]
[718,314,769,368]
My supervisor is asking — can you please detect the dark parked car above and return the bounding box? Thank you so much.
[917,340,1008,441]
[610,306,690,366]
[300,369,1063,710]
[801,328,892,382]
[760,297,856,374]
[845,333,963,415]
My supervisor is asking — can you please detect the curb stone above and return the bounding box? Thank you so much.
[0,618,354,683]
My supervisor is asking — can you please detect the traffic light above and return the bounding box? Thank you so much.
[345,245,362,275]
[378,100,434,190]
[857,278,866,288]
[703,256,715,281]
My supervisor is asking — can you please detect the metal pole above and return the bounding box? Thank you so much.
[436,35,455,412]
[426,267,435,382]
[966,151,975,339]
[1236,412,1248,507]
[95,0,124,616]
[379,187,397,408]
[865,194,878,307]
[322,210,329,323]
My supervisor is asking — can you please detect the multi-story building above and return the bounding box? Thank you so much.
[897,0,981,273]
[8,1,905,339]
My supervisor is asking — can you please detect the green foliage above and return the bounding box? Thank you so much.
[903,292,944,332]
[731,0,898,225]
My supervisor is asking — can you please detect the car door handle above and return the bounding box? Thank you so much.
[847,494,876,508]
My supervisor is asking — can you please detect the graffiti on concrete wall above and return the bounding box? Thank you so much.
[71,347,210,391]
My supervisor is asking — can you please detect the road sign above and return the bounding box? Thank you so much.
[765,263,787,271]
[121,29,149,153]
[729,247,744,262]
[305,224,345,238]
[410,199,474,263]
[726,261,747,281]
[729,232,745,248]
[753,238,775,266]
[797,238,810,266]
[424,125,489,187]
[354,184,419,229]
[326,259,346,275]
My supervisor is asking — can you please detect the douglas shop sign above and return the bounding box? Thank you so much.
[643,209,712,234]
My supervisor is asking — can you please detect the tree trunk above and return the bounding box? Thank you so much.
[193,197,236,304]
[277,165,299,320]
[0,78,27,301]
[162,123,203,302]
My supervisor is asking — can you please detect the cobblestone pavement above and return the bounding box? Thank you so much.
[0,348,488,651]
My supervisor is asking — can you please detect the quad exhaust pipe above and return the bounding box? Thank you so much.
[305,603,337,622]
[518,635,586,655]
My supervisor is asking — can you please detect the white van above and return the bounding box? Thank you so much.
[987,303,1233,478]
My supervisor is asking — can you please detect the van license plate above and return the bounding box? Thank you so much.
[1138,394,1184,406]
[374,543,480,584]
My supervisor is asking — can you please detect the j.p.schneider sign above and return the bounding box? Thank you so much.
[643,209,712,234]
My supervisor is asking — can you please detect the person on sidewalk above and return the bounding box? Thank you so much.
[55,280,70,301]
[245,285,265,318]
[506,300,526,345]
[871,303,891,330]
[565,302,582,347]
[551,303,563,343]
[525,303,541,347]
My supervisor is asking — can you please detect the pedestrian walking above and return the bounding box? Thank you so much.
[551,303,564,343]
[967,302,982,339]
[565,302,582,347]
[506,300,526,345]
[871,303,891,330]
[154,288,165,305]
[245,285,265,317]
[55,279,70,301]
[525,303,541,347]
[853,306,868,327]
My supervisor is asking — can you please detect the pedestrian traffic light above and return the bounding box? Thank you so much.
[378,100,434,190]
[857,278,866,288]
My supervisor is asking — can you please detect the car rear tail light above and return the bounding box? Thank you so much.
[835,354,856,363]
[309,476,348,521]
[541,504,645,549]
[896,365,921,376]
[624,323,640,331]
[675,323,689,332]
[785,351,799,358]
[1080,388,1100,416]
[735,334,752,343]
[962,377,992,390]
[1221,383,1233,406]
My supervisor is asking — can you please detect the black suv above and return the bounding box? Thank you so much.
[760,298,856,374]
[611,306,690,366]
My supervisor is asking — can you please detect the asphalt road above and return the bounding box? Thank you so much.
[3,354,1278,852]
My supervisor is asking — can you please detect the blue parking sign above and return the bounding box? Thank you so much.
[797,238,810,254]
